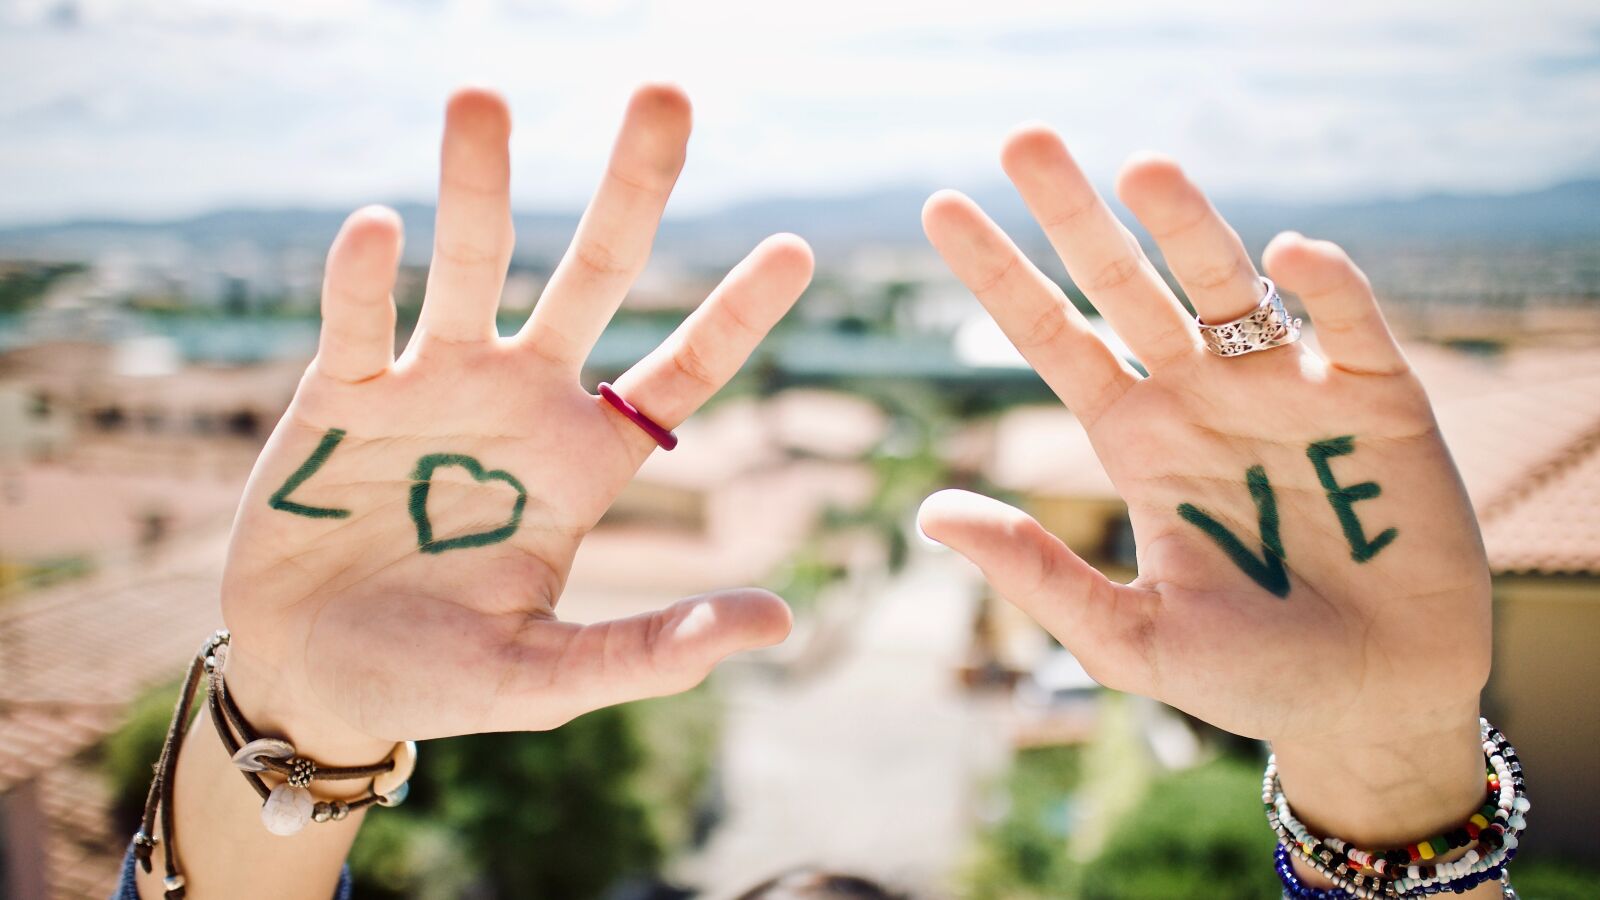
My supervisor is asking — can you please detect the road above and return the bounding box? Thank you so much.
[675,548,1010,899]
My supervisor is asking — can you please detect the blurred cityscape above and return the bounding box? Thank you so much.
[1,181,1599,899]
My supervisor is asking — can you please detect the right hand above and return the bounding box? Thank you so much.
[219,85,813,760]
[918,127,1491,847]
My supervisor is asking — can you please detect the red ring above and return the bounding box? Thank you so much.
[597,383,679,451]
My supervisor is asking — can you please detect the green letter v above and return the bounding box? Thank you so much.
[1176,465,1290,598]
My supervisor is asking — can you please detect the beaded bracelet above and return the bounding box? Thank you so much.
[1372,724,1524,896]
[134,630,417,899]
[1389,722,1526,896]
[205,638,417,835]
[1268,773,1519,897]
[1275,843,1521,900]
[1270,781,1524,896]
[1263,717,1527,899]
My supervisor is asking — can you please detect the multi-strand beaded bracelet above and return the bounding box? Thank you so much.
[133,631,417,899]
[1265,718,1527,899]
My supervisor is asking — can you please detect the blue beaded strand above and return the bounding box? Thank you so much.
[1275,843,1348,900]
[1275,841,1520,898]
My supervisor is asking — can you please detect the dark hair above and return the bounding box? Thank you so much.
[733,868,909,900]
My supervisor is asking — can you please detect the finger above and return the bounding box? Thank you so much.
[520,83,692,367]
[315,206,402,383]
[918,489,1156,693]
[415,88,514,346]
[1115,153,1265,325]
[608,233,813,448]
[922,189,1138,426]
[1262,232,1408,375]
[1001,126,1200,368]
[506,589,793,729]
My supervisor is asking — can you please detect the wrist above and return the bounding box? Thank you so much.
[1272,699,1495,893]
[223,635,393,766]
[1272,699,1484,847]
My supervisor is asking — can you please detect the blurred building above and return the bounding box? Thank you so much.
[0,337,299,598]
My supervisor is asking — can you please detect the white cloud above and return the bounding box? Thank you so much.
[1,0,1597,223]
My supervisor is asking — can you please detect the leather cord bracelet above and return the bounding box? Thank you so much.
[135,630,416,899]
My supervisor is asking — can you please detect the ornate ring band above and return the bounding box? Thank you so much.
[1197,277,1303,358]
[598,382,679,451]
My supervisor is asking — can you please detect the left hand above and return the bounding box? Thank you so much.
[220,85,813,760]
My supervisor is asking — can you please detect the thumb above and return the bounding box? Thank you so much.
[918,489,1156,692]
[510,589,793,729]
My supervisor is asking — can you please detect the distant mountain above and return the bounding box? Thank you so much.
[682,179,1600,255]
[1213,180,1600,245]
[0,180,1595,269]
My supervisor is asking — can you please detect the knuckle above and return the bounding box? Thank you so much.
[1016,302,1070,350]
[717,300,761,338]
[1185,256,1248,292]
[972,254,1020,295]
[1086,255,1143,293]
[1151,203,1210,240]
[572,240,638,279]
[670,338,719,387]
[606,160,673,199]
[1040,197,1097,230]
[433,239,503,268]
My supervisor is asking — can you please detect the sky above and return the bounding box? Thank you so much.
[1,0,1598,225]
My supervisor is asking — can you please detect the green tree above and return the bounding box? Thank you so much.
[351,707,660,899]
[1077,757,1278,899]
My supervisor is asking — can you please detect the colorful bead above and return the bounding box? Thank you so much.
[1263,718,1529,897]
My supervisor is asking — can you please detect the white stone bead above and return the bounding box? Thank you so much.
[1513,796,1530,812]
[261,783,314,836]
[371,740,417,799]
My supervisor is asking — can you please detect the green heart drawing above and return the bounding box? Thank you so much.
[408,453,528,554]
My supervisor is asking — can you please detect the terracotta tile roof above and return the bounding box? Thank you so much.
[0,538,226,793]
[1478,424,1600,575]
[1415,344,1600,576]
[1415,345,1600,510]
[0,465,240,560]
[38,759,124,900]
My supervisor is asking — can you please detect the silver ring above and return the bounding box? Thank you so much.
[1197,277,1302,358]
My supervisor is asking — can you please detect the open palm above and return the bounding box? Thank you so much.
[221,86,812,755]
[918,129,1490,751]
